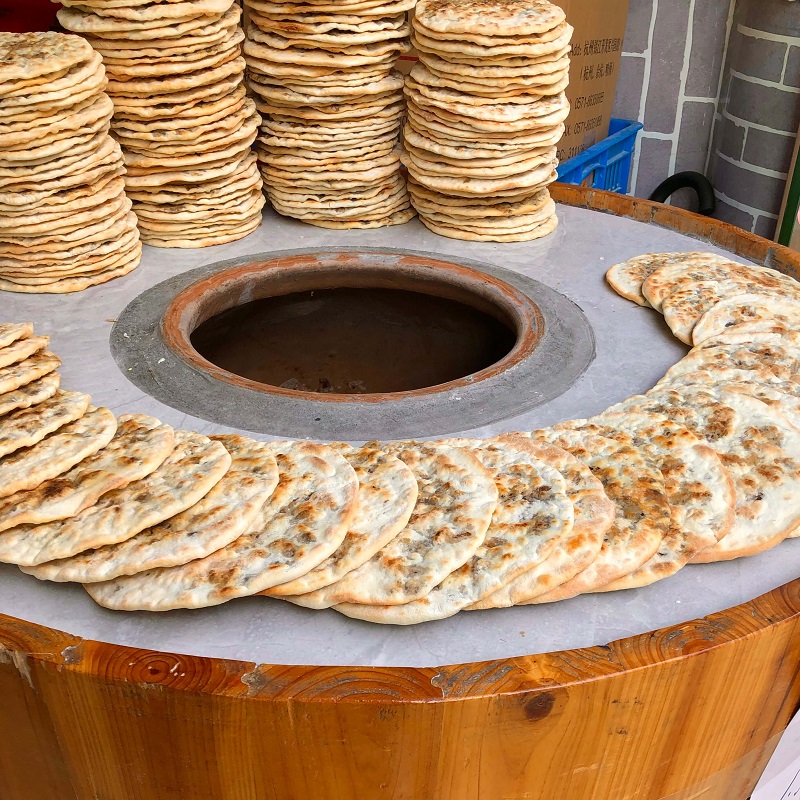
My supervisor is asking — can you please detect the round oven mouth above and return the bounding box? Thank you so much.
[112,247,595,440]
[163,251,542,402]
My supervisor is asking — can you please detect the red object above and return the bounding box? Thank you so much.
[0,1,62,33]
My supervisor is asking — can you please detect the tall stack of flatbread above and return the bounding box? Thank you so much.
[56,0,265,248]
[0,33,140,293]
[242,0,417,229]
[402,0,571,241]
[5,254,800,624]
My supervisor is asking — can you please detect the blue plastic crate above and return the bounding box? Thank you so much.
[556,118,643,194]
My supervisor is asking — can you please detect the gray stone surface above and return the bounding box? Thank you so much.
[785,45,800,89]
[676,100,716,171]
[731,29,788,83]
[644,0,692,134]
[712,156,789,214]
[2,205,794,669]
[741,0,800,38]
[719,117,746,161]
[726,76,800,132]
[743,127,797,174]
[713,196,756,230]
[111,250,596,441]
[636,135,674,197]
[621,0,653,54]
[612,54,646,119]
[686,0,734,98]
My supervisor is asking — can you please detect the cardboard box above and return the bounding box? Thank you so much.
[399,1,631,165]
[555,0,630,164]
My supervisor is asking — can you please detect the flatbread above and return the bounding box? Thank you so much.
[299,440,497,607]
[0,322,33,349]
[692,292,800,345]
[605,252,733,307]
[85,441,358,610]
[0,406,116,499]
[0,372,60,417]
[0,334,47,369]
[661,280,748,345]
[556,411,736,588]
[0,414,174,533]
[0,32,93,81]
[659,334,800,385]
[0,390,89,459]
[642,261,800,312]
[528,429,670,601]
[267,443,417,599]
[606,386,800,559]
[0,351,60,395]
[333,436,573,624]
[25,435,281,583]
[5,430,229,567]
[468,437,614,609]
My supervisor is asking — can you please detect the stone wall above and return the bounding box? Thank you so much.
[611,0,800,238]
[707,0,800,238]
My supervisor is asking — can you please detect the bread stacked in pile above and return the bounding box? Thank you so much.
[242,0,417,229]
[403,0,571,241]
[4,254,800,623]
[0,33,140,293]
[56,0,264,248]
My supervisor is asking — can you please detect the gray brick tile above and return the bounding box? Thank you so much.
[785,46,800,90]
[743,128,797,174]
[741,0,800,38]
[719,118,746,161]
[612,55,646,119]
[754,215,778,240]
[676,100,716,172]
[686,0,734,98]
[622,0,654,54]
[726,76,800,132]
[643,0,692,133]
[713,197,756,231]
[731,29,787,83]
[634,136,674,198]
[712,157,788,215]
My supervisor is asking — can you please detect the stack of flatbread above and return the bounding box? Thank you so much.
[6,254,800,624]
[242,0,417,228]
[0,33,140,293]
[402,0,571,241]
[56,0,265,248]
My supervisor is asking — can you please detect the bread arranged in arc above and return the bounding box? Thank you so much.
[0,252,797,623]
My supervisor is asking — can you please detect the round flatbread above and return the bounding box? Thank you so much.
[267,443,417,599]
[0,371,60,417]
[469,437,614,609]
[605,252,734,307]
[7,430,229,567]
[556,411,736,588]
[642,260,800,312]
[0,389,89,459]
[299,440,497,607]
[0,406,117,499]
[333,436,573,624]
[692,292,800,345]
[25,435,280,583]
[0,414,174,533]
[85,441,358,610]
[528,429,670,601]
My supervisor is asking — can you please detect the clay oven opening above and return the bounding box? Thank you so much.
[164,250,541,400]
[190,286,518,395]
